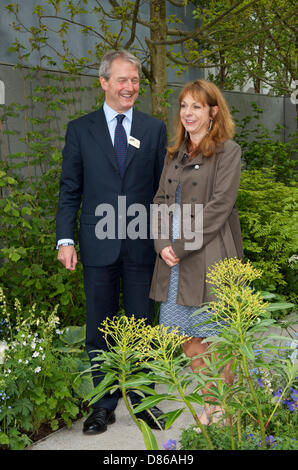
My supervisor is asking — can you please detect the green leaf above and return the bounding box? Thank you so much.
[60,325,86,345]
[239,343,255,361]
[160,407,185,430]
[132,394,171,413]
[124,375,157,388]
[86,372,117,405]
[0,432,9,445]
[186,393,205,406]
[10,252,21,262]
[266,302,295,311]
[139,419,159,450]
[248,319,276,332]
[259,291,277,299]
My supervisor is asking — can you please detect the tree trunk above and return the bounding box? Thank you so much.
[253,41,264,93]
[219,50,226,89]
[149,0,168,125]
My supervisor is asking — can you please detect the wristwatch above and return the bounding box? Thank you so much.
[56,242,75,250]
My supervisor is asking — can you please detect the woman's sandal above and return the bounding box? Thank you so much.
[193,408,210,433]
[208,405,230,426]
[194,405,231,433]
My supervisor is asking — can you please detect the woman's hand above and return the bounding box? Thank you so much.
[160,246,180,267]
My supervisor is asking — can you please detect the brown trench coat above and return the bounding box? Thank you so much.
[149,138,243,307]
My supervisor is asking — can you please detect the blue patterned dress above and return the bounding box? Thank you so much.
[159,184,220,338]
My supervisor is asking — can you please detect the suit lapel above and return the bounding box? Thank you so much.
[88,107,119,173]
[88,107,148,175]
[123,109,147,176]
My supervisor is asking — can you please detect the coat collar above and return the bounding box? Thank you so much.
[88,107,148,175]
[177,139,205,166]
[177,138,225,167]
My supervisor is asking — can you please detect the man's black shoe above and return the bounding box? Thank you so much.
[135,406,166,430]
[83,408,116,434]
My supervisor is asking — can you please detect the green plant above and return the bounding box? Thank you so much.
[0,288,90,450]
[85,315,217,450]
[236,168,298,304]
[234,103,297,185]
[191,258,298,450]
[84,258,297,451]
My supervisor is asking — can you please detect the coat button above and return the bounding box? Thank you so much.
[192,182,197,186]
[175,165,178,169]
[168,178,172,183]
[194,164,200,169]
[166,195,169,199]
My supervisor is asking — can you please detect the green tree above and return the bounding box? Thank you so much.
[193,0,297,97]
[6,0,263,123]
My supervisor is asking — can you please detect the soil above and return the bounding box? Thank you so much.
[29,404,90,444]
[0,404,90,450]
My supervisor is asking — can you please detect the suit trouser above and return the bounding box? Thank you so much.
[83,240,155,410]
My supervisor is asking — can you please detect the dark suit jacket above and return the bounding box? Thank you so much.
[56,106,167,266]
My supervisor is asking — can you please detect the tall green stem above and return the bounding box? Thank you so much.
[171,372,214,450]
[242,354,266,449]
[121,385,141,430]
[265,376,293,429]
[119,351,142,431]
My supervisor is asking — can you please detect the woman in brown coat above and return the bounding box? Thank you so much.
[149,79,243,426]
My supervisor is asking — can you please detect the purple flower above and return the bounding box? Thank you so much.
[163,439,176,450]
[245,433,254,440]
[258,378,265,388]
[258,435,276,447]
[273,388,282,398]
[286,401,296,411]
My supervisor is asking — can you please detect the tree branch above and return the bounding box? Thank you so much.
[40,15,114,46]
[166,0,187,7]
[149,0,260,46]
[124,0,141,48]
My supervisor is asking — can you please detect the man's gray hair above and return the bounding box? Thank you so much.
[99,50,141,79]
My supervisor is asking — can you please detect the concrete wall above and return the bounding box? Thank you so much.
[0,62,296,175]
[0,0,200,85]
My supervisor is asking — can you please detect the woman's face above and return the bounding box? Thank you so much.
[180,93,216,139]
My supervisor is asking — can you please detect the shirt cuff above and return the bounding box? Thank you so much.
[56,239,75,249]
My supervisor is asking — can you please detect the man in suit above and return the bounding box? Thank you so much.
[56,49,167,434]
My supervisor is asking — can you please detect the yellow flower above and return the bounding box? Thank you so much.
[206,258,267,333]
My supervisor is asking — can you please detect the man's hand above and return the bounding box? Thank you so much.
[57,245,78,271]
[160,246,180,267]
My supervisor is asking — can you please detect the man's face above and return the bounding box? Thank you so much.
[100,58,139,113]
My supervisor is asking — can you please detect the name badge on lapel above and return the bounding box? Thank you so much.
[128,136,140,149]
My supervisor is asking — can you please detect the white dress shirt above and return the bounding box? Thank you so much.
[57,102,133,248]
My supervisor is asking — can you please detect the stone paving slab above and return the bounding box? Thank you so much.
[29,383,200,451]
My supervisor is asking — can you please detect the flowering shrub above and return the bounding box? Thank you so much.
[87,258,297,451]
[179,259,298,450]
[0,288,90,450]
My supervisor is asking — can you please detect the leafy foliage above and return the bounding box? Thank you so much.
[0,288,91,450]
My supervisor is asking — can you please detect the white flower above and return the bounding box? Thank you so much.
[18,359,22,363]
[31,341,36,349]
[0,340,8,364]
[23,341,27,346]
[288,254,298,266]
[42,354,45,360]
[32,351,39,358]
[34,366,41,373]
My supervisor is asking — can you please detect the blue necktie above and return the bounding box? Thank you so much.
[114,114,127,177]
